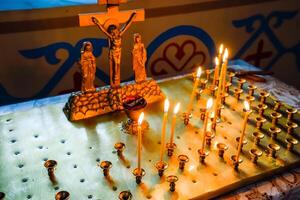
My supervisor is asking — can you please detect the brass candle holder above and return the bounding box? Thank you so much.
[119,191,132,200]
[167,175,178,192]
[216,143,228,158]
[209,85,218,97]
[200,108,206,121]
[166,142,177,157]
[205,69,212,82]
[252,131,265,145]
[255,117,266,130]
[237,78,246,89]
[257,103,268,117]
[259,91,270,104]
[270,112,282,128]
[286,138,298,151]
[236,137,248,150]
[200,78,208,90]
[178,155,189,170]
[99,161,112,177]
[267,144,280,158]
[196,89,203,101]
[198,149,209,163]
[286,122,298,135]
[155,161,168,177]
[55,191,70,200]
[132,168,145,184]
[205,131,215,146]
[247,85,257,97]
[231,155,243,170]
[182,112,192,125]
[286,108,298,122]
[269,127,281,139]
[44,160,57,180]
[114,142,126,157]
[249,148,262,164]
[273,100,282,112]
[0,192,5,200]
[234,88,243,101]
[221,92,229,105]
[229,72,236,84]
[225,82,232,93]
[245,95,255,107]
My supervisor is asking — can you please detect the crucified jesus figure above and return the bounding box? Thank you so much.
[92,13,136,88]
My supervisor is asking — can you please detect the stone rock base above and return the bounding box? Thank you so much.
[63,79,164,121]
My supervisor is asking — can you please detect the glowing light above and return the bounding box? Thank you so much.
[215,57,219,66]
[164,99,170,113]
[138,112,144,125]
[173,103,180,114]
[206,98,213,109]
[219,44,224,55]
[223,48,229,62]
[244,101,250,111]
[196,67,202,78]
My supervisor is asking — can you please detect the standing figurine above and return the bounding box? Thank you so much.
[132,33,147,83]
[92,13,136,88]
[80,41,96,92]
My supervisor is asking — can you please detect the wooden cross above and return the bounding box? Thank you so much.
[79,0,145,28]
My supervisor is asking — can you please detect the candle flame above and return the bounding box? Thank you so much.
[223,48,229,62]
[164,98,170,113]
[215,57,219,66]
[210,111,215,119]
[138,112,144,125]
[206,98,213,109]
[196,67,202,78]
[173,103,180,114]
[219,44,224,55]
[244,101,250,111]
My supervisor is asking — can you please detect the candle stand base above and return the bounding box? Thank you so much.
[132,168,145,185]
[198,149,209,163]
[155,161,168,177]
[231,155,243,170]
[182,112,192,125]
[166,143,177,157]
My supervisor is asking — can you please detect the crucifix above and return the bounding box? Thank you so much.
[79,0,145,88]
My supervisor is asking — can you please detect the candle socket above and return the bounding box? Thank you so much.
[132,168,145,184]
[252,131,265,145]
[286,108,298,122]
[209,85,218,97]
[182,112,192,126]
[198,149,209,163]
[215,79,219,86]
[236,137,248,150]
[166,143,177,157]
[0,192,5,200]
[221,93,229,105]
[205,131,215,146]
[217,143,228,158]
[99,161,112,177]
[245,95,255,107]
[259,91,270,104]
[286,122,298,135]
[257,104,268,117]
[273,101,282,112]
[155,161,168,177]
[196,89,203,100]
[225,82,232,93]
[205,69,211,81]
[229,72,236,84]
[200,108,206,121]
[167,175,178,192]
[249,149,262,164]
[237,78,246,89]
[234,88,243,101]
[267,144,280,158]
[178,155,189,170]
[114,142,126,157]
[247,85,257,96]
[286,138,298,151]
[119,191,132,200]
[231,155,243,170]
[270,112,282,128]
[200,78,208,89]
[55,191,70,200]
[44,160,57,179]
[269,127,281,139]
[255,117,266,130]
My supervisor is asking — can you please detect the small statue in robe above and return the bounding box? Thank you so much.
[132,33,147,83]
[79,41,96,92]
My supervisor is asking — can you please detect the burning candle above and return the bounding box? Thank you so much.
[137,112,144,170]
[201,98,213,152]
[212,57,220,86]
[221,48,229,95]
[160,99,169,162]
[187,67,202,114]
[170,103,181,144]
[236,101,251,161]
